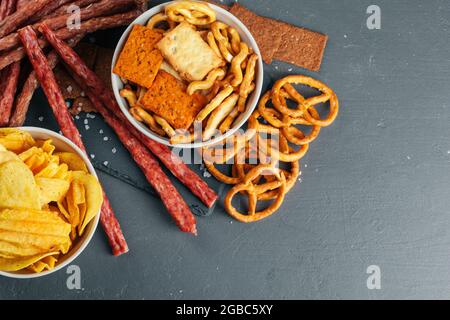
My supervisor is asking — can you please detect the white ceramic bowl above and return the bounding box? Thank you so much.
[111,1,264,148]
[0,127,100,279]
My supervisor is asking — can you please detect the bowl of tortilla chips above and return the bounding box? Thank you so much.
[0,127,102,279]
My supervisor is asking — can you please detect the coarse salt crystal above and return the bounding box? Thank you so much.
[99,129,104,134]
[103,161,109,166]
[90,154,95,159]
[112,148,117,154]
[85,125,90,130]
[103,136,109,141]
[80,91,86,97]
[38,116,44,122]
[66,86,73,93]
[84,119,88,125]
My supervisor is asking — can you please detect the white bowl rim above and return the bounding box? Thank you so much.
[111,1,264,149]
[0,127,101,279]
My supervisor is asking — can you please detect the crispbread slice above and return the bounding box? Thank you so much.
[139,71,206,129]
[157,22,224,81]
[113,24,163,88]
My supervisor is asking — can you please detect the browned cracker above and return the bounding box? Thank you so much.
[229,3,283,64]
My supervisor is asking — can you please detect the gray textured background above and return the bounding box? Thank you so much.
[1,0,450,299]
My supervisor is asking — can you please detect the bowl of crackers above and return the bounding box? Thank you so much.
[0,127,102,279]
[111,0,264,148]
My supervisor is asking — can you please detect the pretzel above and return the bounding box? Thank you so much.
[120,87,137,107]
[272,75,339,126]
[165,1,216,25]
[258,90,322,145]
[196,85,234,122]
[203,93,239,141]
[224,165,287,223]
[130,106,166,136]
[187,68,226,95]
[146,13,176,30]
[211,21,234,62]
[230,42,249,87]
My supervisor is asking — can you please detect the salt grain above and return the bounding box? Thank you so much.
[84,119,88,125]
[85,125,90,130]
[103,136,109,141]
[90,154,95,159]
[203,170,211,178]
[99,129,104,134]
[112,147,117,154]
[75,115,80,120]
[103,161,109,166]
[38,116,44,122]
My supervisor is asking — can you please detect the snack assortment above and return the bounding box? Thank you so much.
[113,1,259,144]
[203,75,339,222]
[0,128,103,273]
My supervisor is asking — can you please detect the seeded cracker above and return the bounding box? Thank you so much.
[113,25,163,88]
[139,71,206,129]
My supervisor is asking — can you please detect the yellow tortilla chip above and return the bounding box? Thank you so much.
[0,150,20,165]
[0,161,41,210]
[72,171,102,235]
[0,252,58,272]
[36,177,70,206]
[36,139,56,155]
[55,152,88,172]
[0,128,35,153]
[28,255,58,273]
[0,240,46,258]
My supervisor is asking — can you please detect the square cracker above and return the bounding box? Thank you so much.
[229,3,283,64]
[273,22,328,72]
[113,24,163,88]
[139,71,206,129]
[157,22,224,81]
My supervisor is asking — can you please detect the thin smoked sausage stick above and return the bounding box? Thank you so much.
[0,0,134,52]
[18,25,129,256]
[39,22,219,208]
[0,0,19,127]
[67,69,198,234]
[9,34,84,127]
[0,9,141,70]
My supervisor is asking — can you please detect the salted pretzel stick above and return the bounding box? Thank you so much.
[120,87,137,107]
[9,35,83,127]
[211,21,233,62]
[187,68,225,95]
[0,10,141,70]
[154,115,176,137]
[196,85,233,122]
[0,0,134,52]
[39,23,218,208]
[18,26,128,255]
[238,53,258,110]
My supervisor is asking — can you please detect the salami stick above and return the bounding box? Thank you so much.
[9,34,84,127]
[0,10,141,70]
[0,0,54,38]
[39,23,219,208]
[0,0,134,52]
[44,0,101,19]
[68,70,197,234]
[29,0,73,23]
[18,26,129,256]
[0,0,18,127]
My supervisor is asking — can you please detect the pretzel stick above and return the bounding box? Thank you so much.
[196,85,233,122]
[0,10,141,70]
[187,68,225,95]
[206,31,221,58]
[230,42,248,87]
[211,21,233,62]
[227,26,241,55]
[203,93,239,141]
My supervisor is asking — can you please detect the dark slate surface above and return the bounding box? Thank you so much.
[1,0,450,299]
